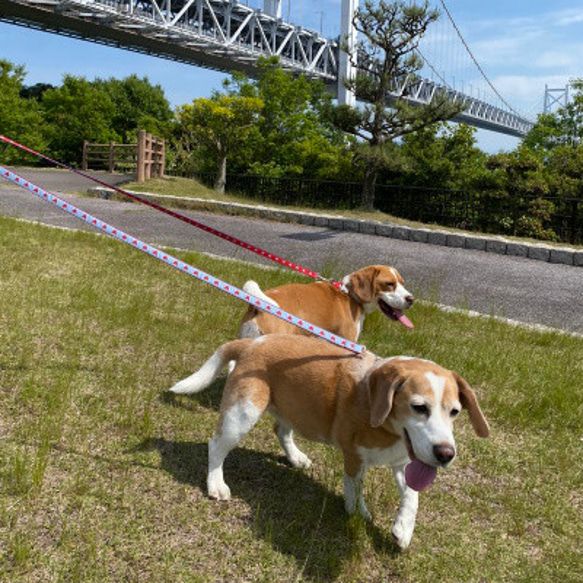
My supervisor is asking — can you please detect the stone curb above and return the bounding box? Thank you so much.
[88,187,583,268]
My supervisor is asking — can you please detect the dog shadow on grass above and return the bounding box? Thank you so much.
[136,435,401,581]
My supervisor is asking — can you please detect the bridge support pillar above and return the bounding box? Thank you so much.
[544,84,570,113]
[338,0,358,107]
[264,0,282,19]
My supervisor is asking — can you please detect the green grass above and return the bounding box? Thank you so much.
[119,175,583,249]
[0,215,582,582]
[123,176,224,201]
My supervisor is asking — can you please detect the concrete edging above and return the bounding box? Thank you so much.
[88,187,583,268]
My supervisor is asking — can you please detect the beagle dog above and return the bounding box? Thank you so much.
[238,265,415,343]
[170,335,489,549]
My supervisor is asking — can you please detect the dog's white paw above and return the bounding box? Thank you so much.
[391,515,415,550]
[207,479,231,501]
[289,451,312,469]
[359,500,372,522]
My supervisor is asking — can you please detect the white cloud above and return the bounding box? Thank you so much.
[533,47,583,70]
[551,8,583,27]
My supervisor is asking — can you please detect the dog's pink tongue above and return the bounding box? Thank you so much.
[394,309,414,329]
[405,459,437,491]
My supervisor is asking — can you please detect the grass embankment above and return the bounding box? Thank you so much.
[120,176,440,229]
[1,215,582,582]
[120,175,583,249]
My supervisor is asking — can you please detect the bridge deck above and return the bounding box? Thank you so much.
[0,0,532,137]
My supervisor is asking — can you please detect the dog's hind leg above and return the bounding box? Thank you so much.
[274,421,312,469]
[207,396,265,500]
[390,463,419,550]
[228,318,263,374]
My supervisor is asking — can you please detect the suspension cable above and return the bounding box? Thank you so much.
[437,0,522,116]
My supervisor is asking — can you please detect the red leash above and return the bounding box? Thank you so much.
[0,135,342,288]
[0,165,363,354]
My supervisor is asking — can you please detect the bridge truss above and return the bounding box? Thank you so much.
[0,0,533,137]
[0,0,339,80]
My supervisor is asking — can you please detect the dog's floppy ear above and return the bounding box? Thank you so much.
[368,364,404,427]
[453,372,490,438]
[346,266,379,304]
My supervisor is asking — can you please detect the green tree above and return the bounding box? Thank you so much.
[19,82,55,102]
[224,59,354,180]
[522,112,565,152]
[0,60,47,164]
[175,94,263,193]
[559,79,583,144]
[331,0,463,209]
[41,75,119,165]
[545,144,583,199]
[478,147,555,240]
[399,123,486,189]
[524,79,583,151]
[95,75,173,142]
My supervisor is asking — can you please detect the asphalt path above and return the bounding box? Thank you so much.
[1,168,581,334]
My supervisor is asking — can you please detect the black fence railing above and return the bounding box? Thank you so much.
[167,170,583,244]
[373,185,583,244]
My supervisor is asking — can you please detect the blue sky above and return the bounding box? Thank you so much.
[1,0,583,152]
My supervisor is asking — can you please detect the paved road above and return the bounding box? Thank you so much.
[1,168,581,334]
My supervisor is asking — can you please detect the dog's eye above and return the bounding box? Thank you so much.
[411,404,430,416]
[450,408,460,418]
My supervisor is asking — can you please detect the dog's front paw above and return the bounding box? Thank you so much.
[207,479,231,501]
[391,515,415,550]
[289,451,312,469]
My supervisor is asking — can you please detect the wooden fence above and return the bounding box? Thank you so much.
[82,130,165,182]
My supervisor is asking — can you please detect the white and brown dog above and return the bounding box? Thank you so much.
[170,335,489,549]
[239,264,415,343]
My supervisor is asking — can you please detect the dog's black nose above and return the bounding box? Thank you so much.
[405,295,415,305]
[433,444,455,464]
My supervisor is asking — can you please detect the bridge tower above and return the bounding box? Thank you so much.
[338,0,358,107]
[544,84,570,114]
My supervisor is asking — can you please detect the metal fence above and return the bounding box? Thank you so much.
[168,171,582,244]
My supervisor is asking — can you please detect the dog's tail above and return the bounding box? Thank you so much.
[243,280,280,308]
[169,339,252,395]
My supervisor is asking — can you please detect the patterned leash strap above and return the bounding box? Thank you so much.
[0,165,363,355]
[0,135,342,289]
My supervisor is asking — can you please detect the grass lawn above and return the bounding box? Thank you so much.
[1,215,582,582]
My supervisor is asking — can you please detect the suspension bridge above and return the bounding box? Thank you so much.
[0,0,533,137]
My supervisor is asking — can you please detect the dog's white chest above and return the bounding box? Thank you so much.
[356,443,409,469]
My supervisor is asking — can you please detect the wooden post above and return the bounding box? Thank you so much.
[145,132,151,181]
[137,130,146,183]
[159,138,165,178]
[82,140,89,171]
[152,135,160,178]
[109,142,115,173]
